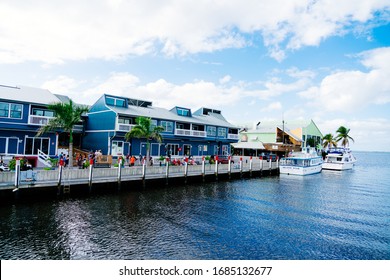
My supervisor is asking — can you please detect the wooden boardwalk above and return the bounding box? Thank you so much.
[0,160,279,200]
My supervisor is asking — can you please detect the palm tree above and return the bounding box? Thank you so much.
[37,99,89,167]
[335,126,354,148]
[125,116,164,165]
[322,133,338,150]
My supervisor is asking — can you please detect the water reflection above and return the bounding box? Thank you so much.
[1,152,389,259]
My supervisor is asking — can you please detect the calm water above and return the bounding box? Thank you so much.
[0,151,389,260]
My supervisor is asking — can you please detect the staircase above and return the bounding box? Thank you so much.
[37,149,53,167]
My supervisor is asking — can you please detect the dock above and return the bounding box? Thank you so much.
[0,158,279,201]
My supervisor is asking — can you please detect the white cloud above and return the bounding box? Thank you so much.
[299,47,390,112]
[41,75,82,96]
[219,75,232,84]
[317,118,390,152]
[42,70,311,110]
[0,0,388,64]
[261,102,283,112]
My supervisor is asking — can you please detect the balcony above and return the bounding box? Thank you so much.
[116,123,136,132]
[175,129,206,137]
[228,133,239,140]
[29,115,53,125]
[73,124,84,133]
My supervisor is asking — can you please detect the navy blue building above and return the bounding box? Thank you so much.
[83,94,239,158]
[0,85,84,165]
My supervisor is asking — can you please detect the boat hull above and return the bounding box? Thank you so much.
[279,164,322,176]
[322,161,354,171]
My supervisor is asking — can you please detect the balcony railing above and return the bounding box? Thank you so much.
[29,115,53,125]
[175,129,207,137]
[116,123,136,132]
[228,133,239,140]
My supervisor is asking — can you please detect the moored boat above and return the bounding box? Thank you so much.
[279,148,323,176]
[322,148,357,171]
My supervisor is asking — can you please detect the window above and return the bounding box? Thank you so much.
[207,126,216,136]
[118,118,131,124]
[116,99,125,107]
[217,127,227,138]
[25,137,50,155]
[32,108,54,117]
[161,121,173,132]
[165,144,180,156]
[0,103,9,117]
[177,108,190,116]
[106,97,115,106]
[10,104,22,118]
[106,96,126,107]
[0,102,23,119]
[111,141,124,156]
[151,119,157,130]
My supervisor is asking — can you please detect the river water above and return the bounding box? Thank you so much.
[0,151,389,260]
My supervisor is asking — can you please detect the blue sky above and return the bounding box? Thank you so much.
[1,0,390,151]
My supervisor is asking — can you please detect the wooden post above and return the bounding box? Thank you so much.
[88,163,93,192]
[249,156,253,177]
[117,157,122,190]
[14,159,20,190]
[142,162,146,188]
[165,159,169,185]
[215,156,218,180]
[201,156,205,182]
[269,157,272,175]
[184,161,188,184]
[228,156,231,179]
[259,156,263,177]
[240,157,243,178]
[57,165,63,195]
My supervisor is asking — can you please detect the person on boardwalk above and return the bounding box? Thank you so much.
[130,155,135,167]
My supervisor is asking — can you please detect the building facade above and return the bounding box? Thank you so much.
[83,94,239,158]
[0,85,84,165]
[237,120,322,156]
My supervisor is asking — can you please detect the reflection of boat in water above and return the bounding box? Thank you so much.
[322,148,357,171]
[279,148,323,176]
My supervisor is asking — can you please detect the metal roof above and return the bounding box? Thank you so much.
[0,85,62,105]
[107,104,238,128]
[232,141,266,150]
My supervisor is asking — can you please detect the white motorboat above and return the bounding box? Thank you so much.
[322,148,357,171]
[279,148,323,176]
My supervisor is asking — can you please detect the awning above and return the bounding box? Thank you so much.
[231,141,265,150]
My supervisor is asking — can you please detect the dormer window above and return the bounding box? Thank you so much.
[177,108,190,117]
[106,96,126,107]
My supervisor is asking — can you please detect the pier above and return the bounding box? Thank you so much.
[0,157,279,201]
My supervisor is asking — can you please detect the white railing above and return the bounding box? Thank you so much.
[175,129,206,137]
[116,123,136,132]
[29,115,53,125]
[228,133,239,140]
[37,149,53,167]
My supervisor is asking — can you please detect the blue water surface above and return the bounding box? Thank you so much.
[0,151,389,260]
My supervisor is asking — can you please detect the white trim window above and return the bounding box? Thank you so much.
[217,127,227,138]
[160,121,173,132]
[207,126,216,137]
[111,141,124,156]
[25,137,50,155]
[0,102,23,119]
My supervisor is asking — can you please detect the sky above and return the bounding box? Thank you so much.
[1,0,390,152]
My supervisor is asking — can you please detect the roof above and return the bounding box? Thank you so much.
[232,141,266,150]
[0,85,62,105]
[106,103,238,128]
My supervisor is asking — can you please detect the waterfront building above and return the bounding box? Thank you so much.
[0,85,85,166]
[82,94,239,158]
[236,120,323,156]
